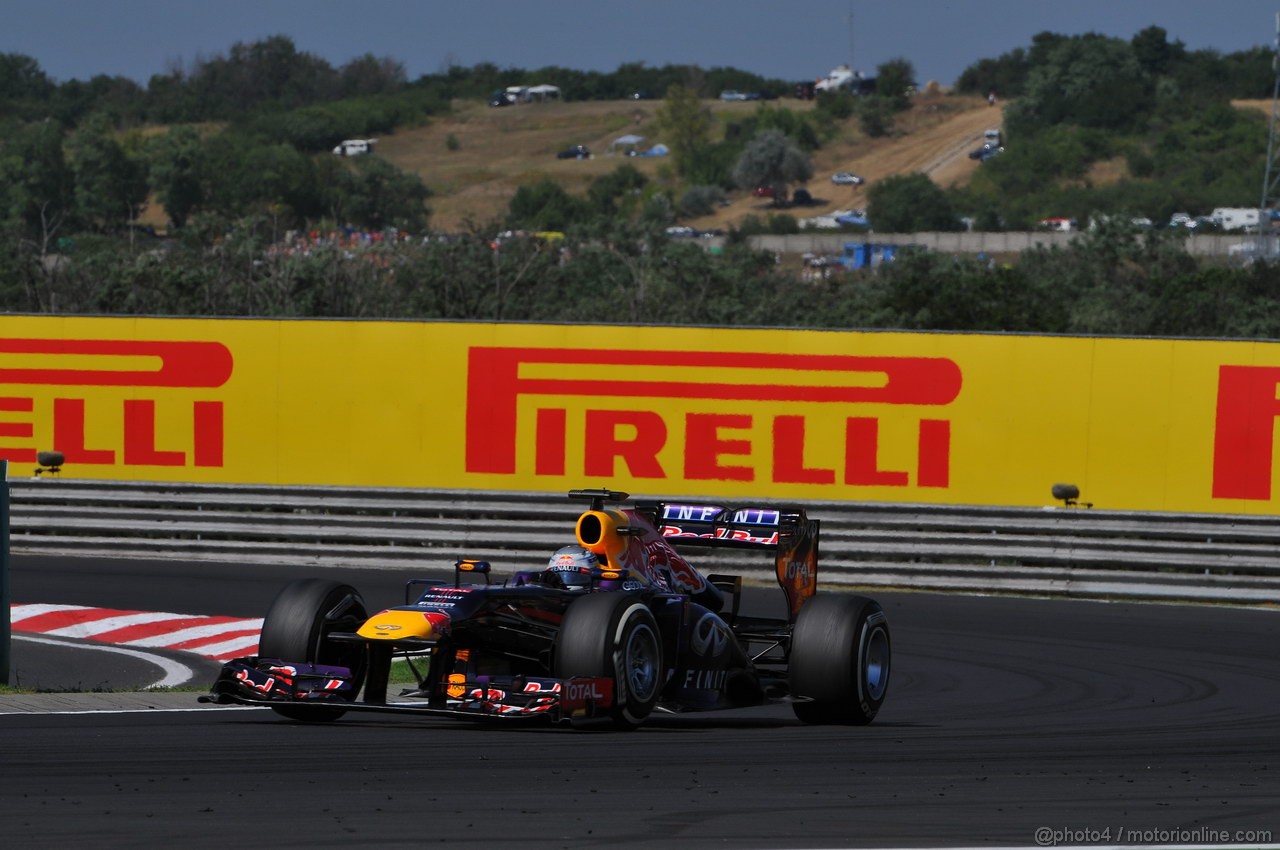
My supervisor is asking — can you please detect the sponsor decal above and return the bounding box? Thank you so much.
[521,680,562,694]
[561,677,614,711]
[1214,364,1280,500]
[682,669,728,690]
[0,338,232,467]
[235,667,275,694]
[689,612,729,658]
[661,523,780,545]
[466,347,960,488]
[784,558,813,582]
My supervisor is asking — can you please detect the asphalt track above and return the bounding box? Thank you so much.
[2,554,1278,848]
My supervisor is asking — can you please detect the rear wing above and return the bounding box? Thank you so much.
[637,501,819,620]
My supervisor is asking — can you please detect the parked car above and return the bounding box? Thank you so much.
[556,145,591,160]
[488,90,515,107]
[968,143,1004,162]
[792,188,813,206]
[332,139,374,156]
[719,90,760,101]
[831,172,864,186]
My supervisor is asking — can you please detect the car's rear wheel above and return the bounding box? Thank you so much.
[258,578,369,721]
[554,593,662,729]
[789,594,890,725]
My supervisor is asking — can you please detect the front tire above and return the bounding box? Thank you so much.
[554,593,662,729]
[258,578,369,721]
[789,594,890,725]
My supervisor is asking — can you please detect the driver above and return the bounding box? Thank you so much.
[545,545,599,591]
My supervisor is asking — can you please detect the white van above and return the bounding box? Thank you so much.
[332,139,375,157]
[1210,207,1263,232]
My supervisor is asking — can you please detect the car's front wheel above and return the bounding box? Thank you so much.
[257,578,369,721]
[554,593,662,729]
[789,594,890,725]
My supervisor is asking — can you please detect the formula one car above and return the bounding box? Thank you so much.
[202,488,890,729]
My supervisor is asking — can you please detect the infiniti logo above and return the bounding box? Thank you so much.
[375,624,402,631]
[690,613,728,657]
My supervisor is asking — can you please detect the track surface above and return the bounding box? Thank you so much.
[3,554,1278,848]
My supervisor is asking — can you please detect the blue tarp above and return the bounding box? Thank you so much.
[841,242,899,269]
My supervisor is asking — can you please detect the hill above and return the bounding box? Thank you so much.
[374,93,1005,232]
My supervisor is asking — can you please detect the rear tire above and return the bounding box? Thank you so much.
[258,578,369,721]
[789,594,890,725]
[554,593,662,729]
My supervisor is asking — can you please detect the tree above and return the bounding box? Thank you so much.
[66,116,149,232]
[147,126,207,229]
[507,179,583,231]
[730,129,813,204]
[1006,34,1152,134]
[655,83,713,179]
[1131,26,1182,77]
[341,156,431,232]
[339,53,407,97]
[955,48,1030,98]
[0,120,75,250]
[0,52,54,120]
[867,173,960,233]
[875,58,917,111]
[587,163,648,218]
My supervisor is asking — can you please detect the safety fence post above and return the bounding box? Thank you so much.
[1,459,9,686]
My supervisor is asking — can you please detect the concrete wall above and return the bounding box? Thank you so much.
[742,231,1264,257]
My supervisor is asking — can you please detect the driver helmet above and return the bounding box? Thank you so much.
[546,545,600,590]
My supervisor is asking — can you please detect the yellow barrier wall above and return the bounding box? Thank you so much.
[2,315,1279,514]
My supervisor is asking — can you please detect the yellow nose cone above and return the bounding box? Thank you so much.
[357,609,440,640]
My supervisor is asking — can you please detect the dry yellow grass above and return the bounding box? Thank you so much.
[373,93,1004,231]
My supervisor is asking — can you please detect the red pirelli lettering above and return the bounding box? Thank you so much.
[0,338,232,387]
[0,338,233,469]
[466,347,962,475]
[1213,364,1280,500]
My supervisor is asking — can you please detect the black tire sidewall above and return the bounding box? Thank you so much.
[790,594,890,724]
[257,578,369,720]
[554,592,662,727]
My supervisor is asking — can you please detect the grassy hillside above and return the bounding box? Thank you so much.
[374,92,1003,231]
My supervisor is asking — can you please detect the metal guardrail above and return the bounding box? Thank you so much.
[7,479,1280,606]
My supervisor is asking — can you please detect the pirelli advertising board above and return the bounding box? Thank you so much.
[2,314,1280,515]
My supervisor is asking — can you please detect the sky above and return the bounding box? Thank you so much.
[5,1,1280,89]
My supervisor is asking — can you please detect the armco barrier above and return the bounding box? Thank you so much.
[7,479,1280,606]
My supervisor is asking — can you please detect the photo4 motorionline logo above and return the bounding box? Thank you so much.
[1034,825,1274,847]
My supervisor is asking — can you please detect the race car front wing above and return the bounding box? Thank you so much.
[200,656,615,723]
